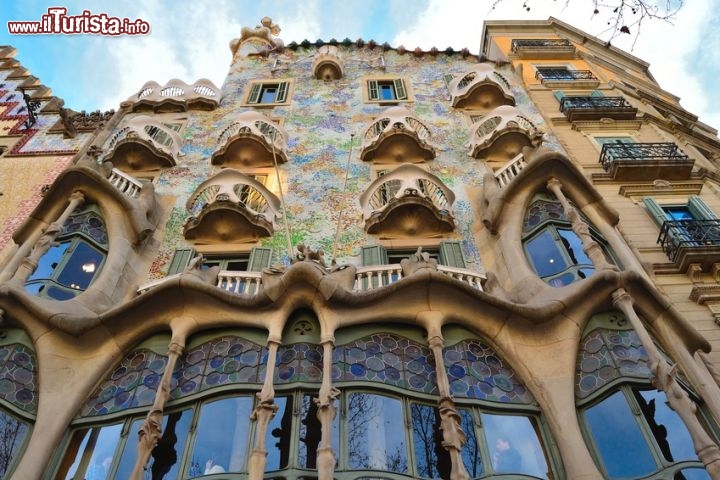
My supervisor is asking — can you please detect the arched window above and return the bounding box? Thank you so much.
[576,312,714,479]
[522,192,614,287]
[25,205,108,300]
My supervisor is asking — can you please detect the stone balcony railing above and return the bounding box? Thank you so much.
[448,64,515,109]
[360,106,435,163]
[211,111,289,167]
[107,167,144,198]
[494,152,528,188]
[124,79,221,111]
[467,105,541,159]
[104,115,182,169]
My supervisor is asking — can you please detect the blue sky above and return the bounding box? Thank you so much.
[2,0,719,131]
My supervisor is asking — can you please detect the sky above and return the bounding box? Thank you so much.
[1,0,719,131]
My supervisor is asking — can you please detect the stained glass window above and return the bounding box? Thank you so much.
[0,343,38,414]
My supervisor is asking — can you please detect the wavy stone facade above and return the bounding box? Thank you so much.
[1,17,720,480]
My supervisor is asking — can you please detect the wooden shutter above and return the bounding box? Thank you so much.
[167,248,196,274]
[276,81,288,103]
[248,247,273,271]
[688,196,716,220]
[367,80,379,101]
[393,79,408,100]
[642,198,669,226]
[590,90,604,97]
[553,90,565,102]
[439,241,466,268]
[247,83,262,104]
[361,245,388,266]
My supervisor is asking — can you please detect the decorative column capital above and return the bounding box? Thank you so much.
[168,341,185,356]
[546,177,563,192]
[611,288,633,310]
[69,190,86,204]
[428,335,444,350]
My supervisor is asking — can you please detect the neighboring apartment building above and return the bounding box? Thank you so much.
[0,16,719,480]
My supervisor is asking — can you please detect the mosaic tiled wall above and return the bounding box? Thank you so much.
[109,45,565,279]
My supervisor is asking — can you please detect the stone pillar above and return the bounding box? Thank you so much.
[248,339,280,480]
[426,321,470,480]
[546,177,611,270]
[612,288,720,479]
[3,191,85,284]
[130,336,186,480]
[315,336,339,480]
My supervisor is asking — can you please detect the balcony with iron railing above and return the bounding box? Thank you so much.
[599,142,693,180]
[559,96,637,122]
[448,64,515,109]
[658,219,720,272]
[104,115,182,172]
[211,111,289,167]
[535,69,600,88]
[467,105,542,160]
[510,39,575,58]
[184,169,282,243]
[360,106,435,163]
[359,163,455,236]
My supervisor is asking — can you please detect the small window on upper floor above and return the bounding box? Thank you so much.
[243,79,293,106]
[364,77,411,104]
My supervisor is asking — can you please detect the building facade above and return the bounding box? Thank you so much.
[0,16,720,480]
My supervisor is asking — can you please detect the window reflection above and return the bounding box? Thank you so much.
[635,389,697,463]
[411,403,450,479]
[267,396,292,470]
[481,413,549,478]
[458,408,483,477]
[60,423,122,480]
[0,411,29,478]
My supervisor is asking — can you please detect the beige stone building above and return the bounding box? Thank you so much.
[0,16,719,480]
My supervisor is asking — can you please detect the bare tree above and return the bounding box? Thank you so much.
[0,414,26,477]
[492,0,684,43]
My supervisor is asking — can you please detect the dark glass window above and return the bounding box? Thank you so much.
[0,411,30,478]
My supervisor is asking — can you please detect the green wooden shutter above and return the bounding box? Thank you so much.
[247,83,262,104]
[368,80,379,101]
[167,248,196,274]
[276,81,288,103]
[688,196,717,220]
[361,245,388,266]
[393,79,408,100]
[439,241,466,268]
[642,198,669,226]
[553,90,565,102]
[248,247,273,271]
[590,90,604,97]
[596,136,634,145]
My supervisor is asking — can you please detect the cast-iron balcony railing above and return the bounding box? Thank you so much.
[535,69,597,81]
[511,39,572,52]
[599,142,690,171]
[658,219,720,262]
[559,96,637,121]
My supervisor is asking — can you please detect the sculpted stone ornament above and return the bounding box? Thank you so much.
[11,222,62,285]
[230,17,284,58]
[183,254,219,286]
[401,246,438,277]
[295,243,327,267]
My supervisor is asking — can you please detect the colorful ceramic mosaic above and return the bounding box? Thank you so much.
[575,328,651,399]
[275,343,324,384]
[333,333,438,394]
[444,339,533,404]
[0,343,38,414]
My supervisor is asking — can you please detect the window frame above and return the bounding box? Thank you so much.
[243,79,294,107]
[363,76,413,104]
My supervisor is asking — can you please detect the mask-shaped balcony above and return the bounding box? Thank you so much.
[599,142,693,181]
[360,107,435,163]
[104,116,182,172]
[124,79,221,112]
[184,169,282,243]
[560,96,637,122]
[359,164,455,237]
[211,111,289,168]
[312,45,344,80]
[448,64,515,110]
[467,105,542,161]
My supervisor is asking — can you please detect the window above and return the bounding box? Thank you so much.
[364,77,411,103]
[522,192,615,287]
[24,206,108,300]
[361,242,466,269]
[167,247,273,275]
[244,80,292,106]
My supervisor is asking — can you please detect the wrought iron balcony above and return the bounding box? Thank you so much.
[559,96,637,122]
[511,39,575,58]
[535,69,597,81]
[360,106,435,163]
[599,142,693,180]
[658,219,720,272]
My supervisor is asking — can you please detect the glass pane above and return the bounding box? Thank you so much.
[558,229,592,266]
[663,206,695,221]
[347,393,408,473]
[187,397,253,476]
[62,423,123,480]
[458,408,483,477]
[46,285,78,301]
[411,403,450,479]
[525,229,568,277]
[114,410,192,480]
[260,86,277,103]
[56,240,104,290]
[676,467,711,480]
[298,393,334,469]
[27,242,70,281]
[379,83,396,100]
[636,389,698,462]
[0,411,29,478]
[481,413,548,478]
[584,391,656,478]
[267,396,292,470]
